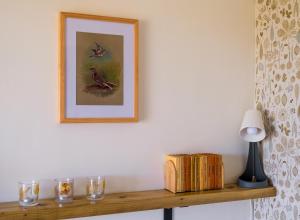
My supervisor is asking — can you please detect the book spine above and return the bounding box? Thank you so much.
[183,156,186,192]
[212,155,216,190]
[199,155,208,190]
[217,155,221,189]
[175,157,179,192]
[191,156,195,191]
[215,155,223,189]
[178,157,182,192]
[185,156,191,192]
[221,162,224,189]
[195,156,200,191]
[182,156,186,192]
[214,155,218,189]
[207,155,211,190]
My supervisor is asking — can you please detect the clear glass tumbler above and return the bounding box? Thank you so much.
[18,180,39,207]
[55,178,74,203]
[86,176,105,201]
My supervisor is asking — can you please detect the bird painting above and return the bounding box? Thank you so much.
[89,42,107,58]
[85,67,117,92]
[76,31,123,104]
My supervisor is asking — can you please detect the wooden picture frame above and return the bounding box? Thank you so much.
[59,12,139,123]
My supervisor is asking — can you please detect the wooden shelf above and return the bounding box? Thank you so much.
[0,184,276,220]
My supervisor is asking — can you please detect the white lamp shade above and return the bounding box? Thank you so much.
[239,109,266,142]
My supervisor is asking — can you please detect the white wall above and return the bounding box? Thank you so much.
[0,0,254,219]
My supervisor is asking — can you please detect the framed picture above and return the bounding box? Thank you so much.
[59,12,138,123]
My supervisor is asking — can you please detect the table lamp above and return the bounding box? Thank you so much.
[238,109,268,188]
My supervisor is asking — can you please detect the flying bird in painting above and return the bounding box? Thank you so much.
[89,68,116,90]
[89,42,107,58]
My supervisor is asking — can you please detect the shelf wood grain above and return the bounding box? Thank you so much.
[0,184,276,220]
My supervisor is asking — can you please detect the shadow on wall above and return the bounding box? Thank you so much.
[222,154,247,184]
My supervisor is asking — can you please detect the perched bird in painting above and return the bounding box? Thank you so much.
[89,68,116,90]
[89,42,107,58]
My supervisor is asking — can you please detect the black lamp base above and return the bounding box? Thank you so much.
[238,142,268,188]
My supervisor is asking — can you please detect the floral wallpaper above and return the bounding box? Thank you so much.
[255,0,300,219]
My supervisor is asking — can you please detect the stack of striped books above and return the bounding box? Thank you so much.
[164,153,224,193]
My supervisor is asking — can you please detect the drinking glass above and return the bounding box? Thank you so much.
[18,180,39,207]
[86,176,105,201]
[55,178,74,203]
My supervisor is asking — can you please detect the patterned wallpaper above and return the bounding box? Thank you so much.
[255,0,300,219]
